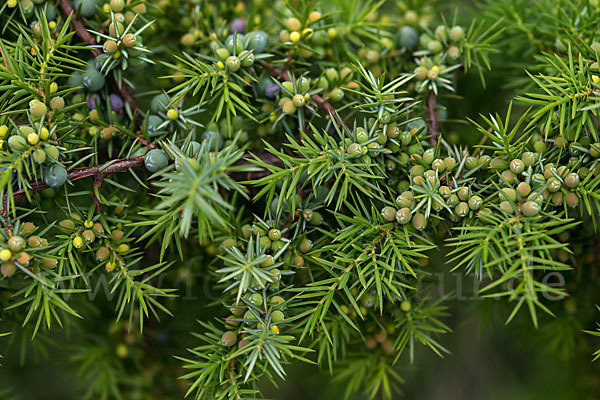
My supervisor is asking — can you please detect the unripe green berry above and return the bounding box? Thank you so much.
[299,239,313,253]
[509,159,524,174]
[499,201,514,214]
[226,56,241,72]
[517,182,531,197]
[547,177,561,192]
[44,164,67,188]
[122,33,136,48]
[501,170,516,184]
[271,310,284,323]
[400,300,411,312]
[104,40,118,54]
[566,193,579,208]
[444,157,456,170]
[521,201,540,217]
[395,208,412,224]
[249,293,263,307]
[221,331,237,347]
[449,26,464,42]
[457,187,469,201]
[564,173,580,188]
[30,101,47,119]
[455,202,469,217]
[50,96,65,110]
[96,247,110,261]
[411,213,427,230]
[499,188,517,202]
[1,262,16,277]
[8,236,25,252]
[431,159,445,172]
[468,195,482,210]
[381,206,397,222]
[292,94,305,108]
[268,229,281,241]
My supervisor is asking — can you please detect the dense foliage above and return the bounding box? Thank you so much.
[1,0,600,399]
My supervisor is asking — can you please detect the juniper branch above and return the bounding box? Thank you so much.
[58,0,141,111]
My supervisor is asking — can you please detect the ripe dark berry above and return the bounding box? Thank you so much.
[144,149,169,172]
[231,18,246,33]
[44,164,68,188]
[109,94,123,112]
[86,94,101,109]
[265,83,280,98]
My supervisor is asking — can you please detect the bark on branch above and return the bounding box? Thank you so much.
[426,90,441,145]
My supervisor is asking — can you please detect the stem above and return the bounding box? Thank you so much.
[259,61,348,130]
[9,156,145,204]
[426,90,440,145]
[6,151,283,206]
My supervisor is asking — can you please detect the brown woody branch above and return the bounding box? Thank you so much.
[7,151,283,206]
[426,90,441,145]
[9,156,145,205]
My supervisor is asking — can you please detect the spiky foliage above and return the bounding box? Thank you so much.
[1,1,600,399]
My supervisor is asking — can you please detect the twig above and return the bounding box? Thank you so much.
[8,156,145,205]
[258,61,348,130]
[426,90,441,145]
[5,151,283,207]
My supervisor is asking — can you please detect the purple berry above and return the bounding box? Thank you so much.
[109,94,123,112]
[86,94,101,110]
[231,18,246,34]
[265,83,280,99]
